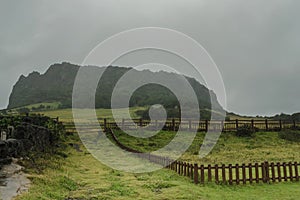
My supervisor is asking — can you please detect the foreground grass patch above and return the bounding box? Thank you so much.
[16,133,300,200]
[111,130,300,165]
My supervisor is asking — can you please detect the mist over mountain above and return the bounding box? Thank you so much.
[8,62,224,118]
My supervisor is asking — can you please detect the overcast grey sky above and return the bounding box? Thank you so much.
[0,0,299,116]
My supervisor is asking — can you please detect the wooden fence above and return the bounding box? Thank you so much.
[61,120,300,185]
[166,160,300,185]
[64,118,300,133]
[106,128,300,185]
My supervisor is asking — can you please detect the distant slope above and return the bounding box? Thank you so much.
[226,112,300,121]
[270,112,300,121]
[8,62,224,115]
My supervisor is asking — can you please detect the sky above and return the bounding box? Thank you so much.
[0,0,299,116]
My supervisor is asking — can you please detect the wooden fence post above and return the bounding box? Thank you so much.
[221,120,224,132]
[283,162,288,181]
[172,118,176,131]
[191,164,194,179]
[236,119,239,130]
[228,164,233,185]
[200,165,205,184]
[294,162,299,181]
[261,162,266,183]
[277,162,282,182]
[205,120,208,132]
[189,120,192,131]
[139,118,143,127]
[270,162,276,182]
[293,120,296,128]
[215,164,219,184]
[104,118,107,131]
[236,164,240,185]
[279,120,282,131]
[265,119,268,131]
[251,119,254,129]
[255,163,259,183]
[194,163,199,184]
[181,161,184,175]
[288,162,293,181]
[208,164,212,182]
[249,163,253,184]
[264,161,270,183]
[242,164,246,184]
[222,164,226,184]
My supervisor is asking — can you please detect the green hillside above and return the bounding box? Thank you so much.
[8,62,224,119]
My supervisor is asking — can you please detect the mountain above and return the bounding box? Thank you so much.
[8,62,224,118]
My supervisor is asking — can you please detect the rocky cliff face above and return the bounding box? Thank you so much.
[8,62,80,109]
[8,62,224,113]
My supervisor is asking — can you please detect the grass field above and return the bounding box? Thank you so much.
[16,132,300,200]
[111,130,300,165]
[34,107,147,123]
[23,102,62,110]
[5,102,62,114]
[12,109,300,199]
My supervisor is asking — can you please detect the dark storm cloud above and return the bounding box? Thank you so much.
[0,0,299,116]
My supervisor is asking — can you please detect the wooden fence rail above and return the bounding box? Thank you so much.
[106,128,300,185]
[167,160,300,185]
[64,118,300,133]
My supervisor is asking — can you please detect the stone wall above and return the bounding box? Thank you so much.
[13,123,53,151]
[0,122,54,169]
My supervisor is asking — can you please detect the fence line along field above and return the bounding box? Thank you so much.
[61,117,300,186]
[107,129,300,185]
[62,118,300,134]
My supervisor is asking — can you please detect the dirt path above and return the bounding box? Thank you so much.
[0,159,30,200]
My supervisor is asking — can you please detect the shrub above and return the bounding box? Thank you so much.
[17,107,30,115]
[278,130,300,142]
[290,126,300,131]
[236,124,257,137]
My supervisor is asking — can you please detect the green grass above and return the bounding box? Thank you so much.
[111,130,300,165]
[34,107,147,123]
[24,102,62,110]
[14,109,300,199]
[16,134,300,200]
[4,102,62,115]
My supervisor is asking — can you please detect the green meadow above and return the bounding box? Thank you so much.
[14,109,300,200]
[34,107,146,122]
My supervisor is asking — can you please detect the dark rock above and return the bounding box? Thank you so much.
[0,123,54,169]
